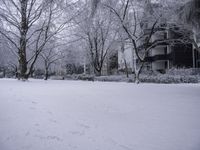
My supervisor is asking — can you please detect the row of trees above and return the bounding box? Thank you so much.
[89,0,200,82]
[0,0,199,82]
[0,0,79,79]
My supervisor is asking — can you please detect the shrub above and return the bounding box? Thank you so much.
[140,74,199,84]
[50,76,65,80]
[76,74,94,81]
[166,68,200,76]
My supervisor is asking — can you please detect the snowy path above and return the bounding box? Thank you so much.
[0,79,200,150]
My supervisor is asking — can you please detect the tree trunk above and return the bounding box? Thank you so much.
[44,71,48,80]
[44,62,49,80]
[18,51,28,79]
[14,67,18,79]
[124,58,129,78]
[135,71,140,84]
[132,48,139,83]
[132,48,144,84]
[18,0,28,80]
[30,68,34,78]
[3,68,6,78]
[94,69,101,76]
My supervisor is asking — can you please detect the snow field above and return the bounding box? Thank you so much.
[0,79,200,150]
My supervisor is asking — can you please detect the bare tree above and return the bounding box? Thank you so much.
[41,46,64,80]
[104,0,190,83]
[86,21,117,76]
[0,0,75,80]
[103,0,160,82]
[119,34,129,78]
[73,0,118,76]
[0,28,18,77]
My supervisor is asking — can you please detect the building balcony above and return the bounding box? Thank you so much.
[145,53,173,62]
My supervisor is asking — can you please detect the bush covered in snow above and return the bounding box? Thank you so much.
[166,68,200,76]
[139,68,200,83]
[64,74,133,82]
[64,74,95,81]
[93,74,199,83]
[140,74,199,84]
[94,75,133,82]
[50,68,200,84]
[93,69,200,83]
[76,74,94,81]
[49,76,65,80]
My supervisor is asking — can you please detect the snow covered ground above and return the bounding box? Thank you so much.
[0,79,200,150]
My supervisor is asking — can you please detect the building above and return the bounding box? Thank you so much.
[118,1,200,73]
[118,26,200,73]
[146,26,200,71]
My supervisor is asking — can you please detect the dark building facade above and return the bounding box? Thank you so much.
[145,27,200,71]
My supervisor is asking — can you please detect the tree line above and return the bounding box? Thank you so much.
[0,0,199,82]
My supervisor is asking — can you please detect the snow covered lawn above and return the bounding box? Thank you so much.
[0,79,200,150]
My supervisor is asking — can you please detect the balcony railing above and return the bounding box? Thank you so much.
[145,53,173,62]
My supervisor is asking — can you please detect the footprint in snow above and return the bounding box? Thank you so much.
[31,101,37,104]
[77,123,90,129]
[17,99,22,102]
[68,144,78,149]
[47,111,53,115]
[119,144,133,150]
[49,119,57,123]
[105,138,133,150]
[34,123,40,127]
[25,131,30,136]
[29,107,36,110]
[69,131,85,136]
[46,135,62,141]
[34,135,62,141]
